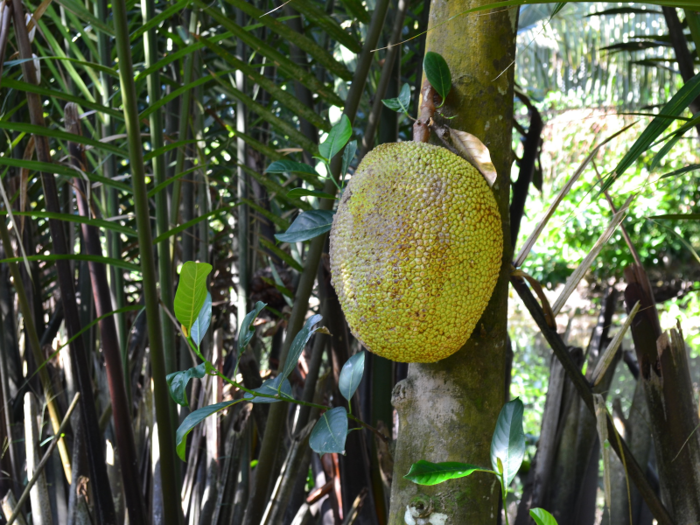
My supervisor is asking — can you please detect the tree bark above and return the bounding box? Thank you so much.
[387,1,516,522]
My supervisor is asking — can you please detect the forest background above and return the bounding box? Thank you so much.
[0,0,698,524]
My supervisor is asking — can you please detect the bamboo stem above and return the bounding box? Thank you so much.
[66,103,148,525]
[109,0,182,521]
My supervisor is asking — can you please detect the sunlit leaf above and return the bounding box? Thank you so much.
[404,460,489,486]
[319,115,352,161]
[174,262,212,332]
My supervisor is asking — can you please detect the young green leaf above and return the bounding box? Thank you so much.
[309,406,348,455]
[176,400,238,460]
[530,508,559,525]
[319,114,352,161]
[166,362,206,407]
[243,375,293,403]
[275,210,335,243]
[338,351,365,402]
[490,398,525,487]
[280,314,324,382]
[404,460,489,486]
[238,301,267,353]
[286,188,336,200]
[174,261,213,332]
[381,83,411,113]
[423,51,451,103]
[341,139,357,179]
[189,292,212,347]
[266,159,319,176]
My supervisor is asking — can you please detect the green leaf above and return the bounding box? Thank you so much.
[148,167,199,198]
[490,398,525,487]
[154,204,241,244]
[657,164,700,180]
[341,140,357,179]
[176,400,238,460]
[189,292,212,347]
[404,460,488,486]
[382,83,411,113]
[339,351,365,402]
[0,157,132,194]
[0,210,136,238]
[280,314,323,383]
[238,301,267,353]
[131,0,190,42]
[286,188,336,200]
[319,115,352,161]
[0,253,139,272]
[423,52,452,102]
[266,160,319,177]
[309,407,348,455]
[275,210,335,243]
[258,238,303,272]
[530,508,559,525]
[174,262,213,332]
[601,72,700,194]
[166,362,206,407]
[243,374,293,403]
[648,214,700,220]
[0,119,103,155]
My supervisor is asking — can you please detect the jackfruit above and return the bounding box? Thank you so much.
[329,141,502,363]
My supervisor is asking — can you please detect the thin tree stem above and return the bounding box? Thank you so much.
[109,0,182,521]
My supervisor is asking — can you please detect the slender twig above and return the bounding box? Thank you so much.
[7,393,81,525]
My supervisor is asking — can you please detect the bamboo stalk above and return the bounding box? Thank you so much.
[95,0,128,381]
[141,0,177,424]
[109,0,182,521]
[65,103,148,525]
[9,4,116,521]
[170,10,198,231]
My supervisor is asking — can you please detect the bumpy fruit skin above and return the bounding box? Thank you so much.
[329,141,503,363]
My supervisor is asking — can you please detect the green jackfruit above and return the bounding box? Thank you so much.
[329,141,502,363]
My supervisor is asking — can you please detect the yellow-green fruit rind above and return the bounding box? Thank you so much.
[329,142,503,363]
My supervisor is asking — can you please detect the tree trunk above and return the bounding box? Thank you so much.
[388,2,516,522]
